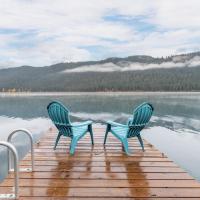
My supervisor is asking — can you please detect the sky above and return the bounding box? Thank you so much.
[0,0,200,68]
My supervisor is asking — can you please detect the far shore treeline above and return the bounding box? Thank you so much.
[0,52,200,92]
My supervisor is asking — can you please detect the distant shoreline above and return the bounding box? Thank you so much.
[1,91,200,96]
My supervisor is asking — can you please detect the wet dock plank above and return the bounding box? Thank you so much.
[1,126,200,199]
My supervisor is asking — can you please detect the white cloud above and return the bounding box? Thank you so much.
[0,0,200,68]
[63,56,200,73]
[64,62,121,73]
[150,0,200,29]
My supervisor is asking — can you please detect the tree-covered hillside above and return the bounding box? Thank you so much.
[0,52,200,92]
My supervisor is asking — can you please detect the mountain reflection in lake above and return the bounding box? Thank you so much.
[0,92,200,182]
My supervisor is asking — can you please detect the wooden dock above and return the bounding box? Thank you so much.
[1,126,200,199]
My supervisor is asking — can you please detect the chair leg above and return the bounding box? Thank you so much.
[54,133,61,150]
[104,124,111,145]
[137,134,145,152]
[122,139,129,155]
[88,124,94,145]
[70,137,78,155]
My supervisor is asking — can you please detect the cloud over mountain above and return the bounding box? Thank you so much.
[0,51,200,91]
[63,55,200,73]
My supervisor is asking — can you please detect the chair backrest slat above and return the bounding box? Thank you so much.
[127,102,154,138]
[47,101,72,137]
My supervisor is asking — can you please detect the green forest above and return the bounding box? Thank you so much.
[1,52,200,92]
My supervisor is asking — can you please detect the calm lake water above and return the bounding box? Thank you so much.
[0,92,200,182]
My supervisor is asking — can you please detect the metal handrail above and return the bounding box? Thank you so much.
[7,129,34,172]
[0,141,19,199]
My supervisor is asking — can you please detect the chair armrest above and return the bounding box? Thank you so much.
[127,117,132,125]
[71,120,92,127]
[107,120,128,127]
[129,124,145,128]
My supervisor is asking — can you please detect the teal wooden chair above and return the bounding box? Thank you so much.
[47,101,94,155]
[104,102,154,155]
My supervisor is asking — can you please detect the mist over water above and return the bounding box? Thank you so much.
[0,92,200,181]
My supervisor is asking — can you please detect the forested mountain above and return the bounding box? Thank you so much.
[1,52,200,92]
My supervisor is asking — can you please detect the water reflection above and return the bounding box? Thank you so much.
[143,127,200,182]
[0,93,200,118]
[1,92,200,132]
[0,92,200,182]
[0,117,51,181]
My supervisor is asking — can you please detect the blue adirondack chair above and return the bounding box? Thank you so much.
[104,102,154,155]
[47,101,94,155]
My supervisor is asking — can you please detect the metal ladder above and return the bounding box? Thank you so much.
[0,129,35,199]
